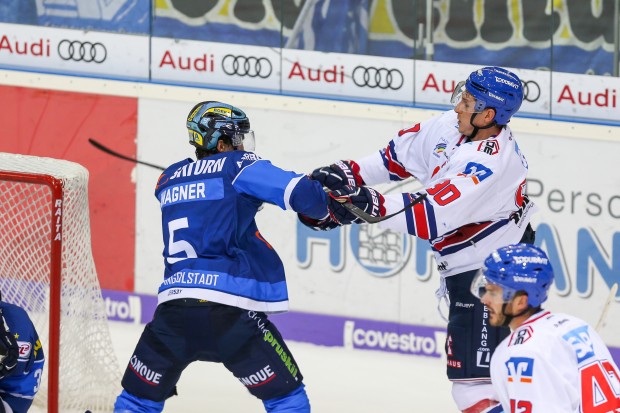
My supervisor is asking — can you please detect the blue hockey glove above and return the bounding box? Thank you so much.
[327,186,385,225]
[310,160,364,191]
[297,213,340,231]
[0,309,19,380]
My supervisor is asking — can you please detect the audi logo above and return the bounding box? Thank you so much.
[222,55,272,78]
[521,80,541,103]
[352,66,404,90]
[58,39,107,63]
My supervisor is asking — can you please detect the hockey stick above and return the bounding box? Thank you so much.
[595,282,618,332]
[88,138,166,171]
[340,193,427,223]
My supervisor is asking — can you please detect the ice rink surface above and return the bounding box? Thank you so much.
[110,321,458,413]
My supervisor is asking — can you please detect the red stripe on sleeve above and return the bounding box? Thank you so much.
[413,202,430,239]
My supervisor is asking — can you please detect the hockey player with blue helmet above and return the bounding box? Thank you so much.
[450,66,524,139]
[471,244,620,412]
[305,67,533,413]
[470,244,554,327]
[113,101,382,413]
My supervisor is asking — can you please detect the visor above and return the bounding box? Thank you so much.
[470,269,518,305]
[232,130,255,151]
[451,80,486,113]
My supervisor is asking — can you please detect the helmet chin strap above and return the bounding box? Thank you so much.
[467,112,497,140]
[499,303,536,327]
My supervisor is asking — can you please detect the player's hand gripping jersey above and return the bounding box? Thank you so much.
[355,110,536,277]
[491,311,620,412]
[154,151,329,313]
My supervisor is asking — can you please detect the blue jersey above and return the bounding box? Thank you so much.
[0,302,44,400]
[154,151,328,313]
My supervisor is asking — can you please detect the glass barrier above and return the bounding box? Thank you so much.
[0,0,618,124]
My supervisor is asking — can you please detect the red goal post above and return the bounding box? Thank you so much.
[0,153,121,413]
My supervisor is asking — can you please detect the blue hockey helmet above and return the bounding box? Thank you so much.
[451,66,524,125]
[471,244,554,307]
[186,101,253,151]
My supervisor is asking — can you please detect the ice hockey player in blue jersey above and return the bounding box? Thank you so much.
[0,293,45,413]
[113,101,380,413]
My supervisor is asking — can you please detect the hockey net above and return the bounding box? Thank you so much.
[0,153,121,413]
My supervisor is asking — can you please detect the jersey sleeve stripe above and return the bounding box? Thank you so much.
[403,194,416,235]
[402,193,437,240]
[413,202,430,239]
[381,142,412,181]
[283,175,304,210]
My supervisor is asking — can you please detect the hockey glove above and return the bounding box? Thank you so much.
[297,213,340,231]
[327,186,385,225]
[0,309,19,380]
[310,160,364,191]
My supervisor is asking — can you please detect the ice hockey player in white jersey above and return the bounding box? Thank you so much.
[303,66,535,413]
[471,243,620,412]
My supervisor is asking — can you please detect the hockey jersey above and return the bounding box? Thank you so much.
[356,110,536,277]
[491,311,620,412]
[0,301,44,400]
[154,151,328,313]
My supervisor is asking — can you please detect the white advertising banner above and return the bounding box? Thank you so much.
[552,71,620,121]
[414,60,552,117]
[134,95,620,347]
[281,49,414,103]
[0,23,148,79]
[150,38,281,92]
[2,23,619,124]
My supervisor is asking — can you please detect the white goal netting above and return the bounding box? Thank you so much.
[0,153,121,412]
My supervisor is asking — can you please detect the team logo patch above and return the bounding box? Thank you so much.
[478,139,500,155]
[457,162,493,184]
[18,341,31,359]
[509,326,533,346]
[433,139,448,158]
[506,357,534,383]
[563,326,594,363]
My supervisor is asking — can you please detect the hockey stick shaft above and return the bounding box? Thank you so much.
[88,138,166,171]
[342,193,427,223]
[595,282,618,332]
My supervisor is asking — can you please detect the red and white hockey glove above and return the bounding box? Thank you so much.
[327,186,385,225]
[310,160,364,191]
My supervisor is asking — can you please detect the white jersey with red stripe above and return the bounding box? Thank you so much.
[356,110,536,277]
[491,311,620,412]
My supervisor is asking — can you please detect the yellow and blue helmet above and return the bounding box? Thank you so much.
[186,101,252,151]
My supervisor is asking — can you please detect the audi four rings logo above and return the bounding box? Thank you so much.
[222,55,272,78]
[521,80,541,103]
[352,66,404,90]
[58,39,107,63]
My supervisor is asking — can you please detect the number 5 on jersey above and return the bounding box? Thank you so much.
[167,217,197,264]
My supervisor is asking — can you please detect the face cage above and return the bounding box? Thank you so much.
[451,80,486,114]
[470,269,518,305]
[198,118,256,151]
